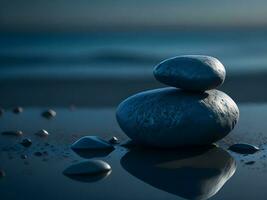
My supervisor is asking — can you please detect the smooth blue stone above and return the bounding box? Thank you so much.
[153,55,226,91]
[229,143,260,154]
[116,87,239,148]
[71,136,114,150]
[63,160,111,175]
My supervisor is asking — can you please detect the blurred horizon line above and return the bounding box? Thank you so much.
[2,25,267,33]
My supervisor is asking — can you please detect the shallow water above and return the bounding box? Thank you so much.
[0,104,267,199]
[1,31,267,79]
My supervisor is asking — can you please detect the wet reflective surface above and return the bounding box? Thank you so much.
[121,145,236,200]
[0,104,267,199]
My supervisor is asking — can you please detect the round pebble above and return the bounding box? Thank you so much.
[116,87,239,148]
[35,129,49,137]
[20,138,32,147]
[245,161,255,165]
[42,109,56,119]
[153,55,226,91]
[63,160,111,176]
[13,106,23,114]
[2,130,23,136]
[109,136,119,144]
[229,143,260,154]
[71,136,114,150]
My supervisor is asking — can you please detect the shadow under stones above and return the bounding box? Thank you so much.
[121,145,236,200]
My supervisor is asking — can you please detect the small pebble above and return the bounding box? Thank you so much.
[34,152,42,156]
[109,136,119,144]
[63,160,111,176]
[21,154,27,159]
[20,138,32,147]
[42,109,56,119]
[13,106,23,114]
[1,130,23,136]
[71,136,114,150]
[0,170,6,178]
[245,161,255,165]
[229,143,260,154]
[35,129,49,137]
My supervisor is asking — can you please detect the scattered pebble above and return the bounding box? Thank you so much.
[35,129,49,137]
[228,143,260,154]
[13,106,23,114]
[71,136,114,150]
[20,138,32,147]
[245,161,255,165]
[21,154,27,159]
[1,130,23,136]
[63,160,111,176]
[0,170,5,178]
[42,109,56,119]
[34,152,42,156]
[109,136,119,144]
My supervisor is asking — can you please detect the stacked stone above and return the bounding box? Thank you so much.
[116,55,239,148]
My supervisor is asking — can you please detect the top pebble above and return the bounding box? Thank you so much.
[153,55,226,91]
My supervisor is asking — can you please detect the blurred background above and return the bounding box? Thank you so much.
[1,0,267,107]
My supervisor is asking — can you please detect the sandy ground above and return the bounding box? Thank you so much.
[0,72,266,108]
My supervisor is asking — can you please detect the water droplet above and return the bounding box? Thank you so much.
[35,129,49,137]
[42,109,56,119]
[109,136,119,144]
[20,138,32,147]
[245,161,255,165]
[13,107,23,114]
[2,130,23,136]
[229,143,260,154]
